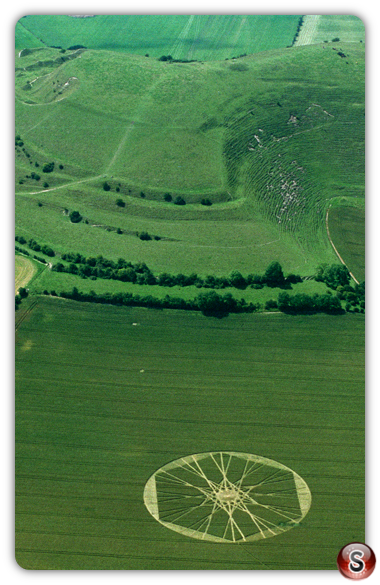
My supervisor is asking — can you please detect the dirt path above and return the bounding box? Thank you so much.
[15,174,104,196]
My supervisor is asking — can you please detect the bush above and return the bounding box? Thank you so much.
[41,245,55,257]
[201,198,212,206]
[164,193,172,202]
[116,198,125,207]
[18,287,28,299]
[42,162,55,173]
[103,181,111,191]
[174,196,186,205]
[138,231,152,241]
[265,299,278,310]
[69,210,82,223]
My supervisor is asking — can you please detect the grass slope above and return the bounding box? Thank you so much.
[328,204,365,283]
[15,42,364,279]
[15,297,364,570]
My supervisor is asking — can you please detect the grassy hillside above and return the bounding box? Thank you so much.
[15,297,364,569]
[15,41,365,278]
[328,202,365,283]
[15,15,301,59]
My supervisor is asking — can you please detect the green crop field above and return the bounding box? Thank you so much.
[15,297,364,570]
[295,15,365,46]
[15,15,365,572]
[15,15,301,59]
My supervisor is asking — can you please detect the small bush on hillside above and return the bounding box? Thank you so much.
[138,231,152,241]
[69,210,82,223]
[116,198,125,207]
[201,198,212,206]
[332,37,340,42]
[43,162,55,173]
[174,196,186,205]
[164,193,172,202]
[103,181,111,191]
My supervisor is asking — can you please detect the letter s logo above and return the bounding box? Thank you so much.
[349,549,365,573]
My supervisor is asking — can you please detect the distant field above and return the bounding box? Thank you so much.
[15,15,301,59]
[15,297,364,569]
[295,15,365,46]
[15,255,37,293]
[328,204,365,283]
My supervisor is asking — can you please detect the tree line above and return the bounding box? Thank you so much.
[45,287,260,316]
[44,286,347,316]
[52,254,301,291]
[15,235,364,315]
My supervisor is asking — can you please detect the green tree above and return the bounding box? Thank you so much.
[316,264,350,289]
[229,270,246,289]
[197,291,230,315]
[277,291,291,311]
[264,261,286,287]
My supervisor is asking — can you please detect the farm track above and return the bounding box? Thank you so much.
[16,174,104,196]
[15,299,38,332]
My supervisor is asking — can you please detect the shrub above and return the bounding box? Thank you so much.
[164,193,172,202]
[69,210,82,223]
[138,231,152,241]
[41,245,55,257]
[103,181,111,191]
[201,198,212,206]
[42,162,54,173]
[116,198,125,207]
[265,299,278,310]
[174,196,186,205]
[18,287,28,299]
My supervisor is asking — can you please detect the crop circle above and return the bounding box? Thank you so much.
[144,451,312,543]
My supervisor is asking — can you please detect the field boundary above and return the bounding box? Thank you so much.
[325,206,359,284]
